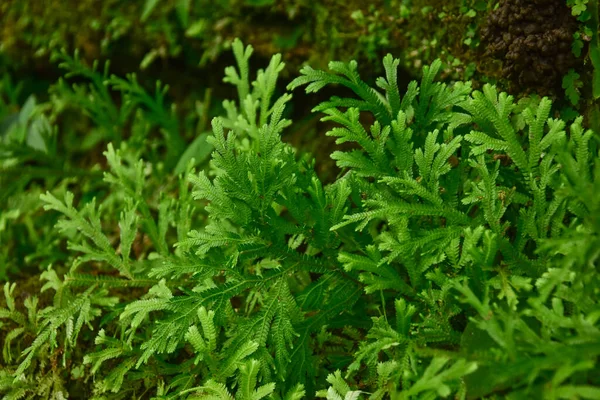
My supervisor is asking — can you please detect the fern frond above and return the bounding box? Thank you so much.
[289,60,391,124]
[400,357,477,398]
[224,39,254,107]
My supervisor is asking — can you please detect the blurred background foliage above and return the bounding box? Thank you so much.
[1,0,579,87]
[2,0,596,112]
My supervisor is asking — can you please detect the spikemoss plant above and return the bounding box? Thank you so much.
[1,39,599,399]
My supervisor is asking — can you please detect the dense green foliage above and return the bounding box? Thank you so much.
[1,36,600,399]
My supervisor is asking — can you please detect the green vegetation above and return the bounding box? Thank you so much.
[1,2,600,399]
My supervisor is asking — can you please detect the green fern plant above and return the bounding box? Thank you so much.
[2,40,599,399]
[289,50,600,398]
[51,50,187,167]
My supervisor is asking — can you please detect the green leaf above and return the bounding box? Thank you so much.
[141,0,160,22]
[174,132,213,175]
[563,69,582,105]
[571,0,589,15]
[176,0,191,27]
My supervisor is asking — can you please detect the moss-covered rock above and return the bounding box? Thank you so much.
[480,0,579,96]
